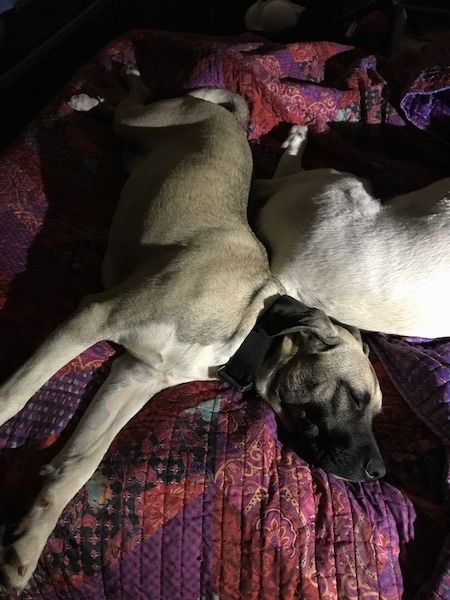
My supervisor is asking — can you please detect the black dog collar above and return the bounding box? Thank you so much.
[217,324,273,392]
[217,294,301,392]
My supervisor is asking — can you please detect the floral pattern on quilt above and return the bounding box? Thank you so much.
[0,28,449,600]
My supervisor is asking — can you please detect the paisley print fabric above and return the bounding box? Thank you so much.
[0,29,449,600]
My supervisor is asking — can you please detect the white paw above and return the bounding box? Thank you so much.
[68,93,104,112]
[0,545,35,592]
[122,64,140,77]
[281,124,308,155]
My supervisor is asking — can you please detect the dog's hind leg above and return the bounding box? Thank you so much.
[273,124,309,178]
[121,66,151,104]
[187,87,249,128]
[0,352,167,592]
[112,67,184,146]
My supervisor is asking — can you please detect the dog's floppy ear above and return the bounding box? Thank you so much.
[257,296,340,354]
[338,323,370,355]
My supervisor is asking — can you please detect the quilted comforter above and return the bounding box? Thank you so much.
[0,28,449,600]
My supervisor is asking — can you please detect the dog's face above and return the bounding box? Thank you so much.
[255,300,384,482]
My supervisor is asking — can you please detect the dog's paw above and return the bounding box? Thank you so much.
[0,545,34,593]
[68,93,104,112]
[281,124,308,155]
[121,64,141,78]
[287,124,308,139]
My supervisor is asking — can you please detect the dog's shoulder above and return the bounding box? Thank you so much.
[315,173,380,219]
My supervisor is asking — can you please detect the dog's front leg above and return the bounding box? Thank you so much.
[0,352,165,592]
[272,124,309,178]
[0,303,108,427]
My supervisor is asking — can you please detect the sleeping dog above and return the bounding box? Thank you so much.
[254,125,450,339]
[0,71,383,591]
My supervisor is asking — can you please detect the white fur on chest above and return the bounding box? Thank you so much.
[116,321,237,385]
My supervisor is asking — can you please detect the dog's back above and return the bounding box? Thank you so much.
[101,87,281,357]
[103,91,254,284]
[258,169,450,337]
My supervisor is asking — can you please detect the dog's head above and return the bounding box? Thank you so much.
[254,298,385,482]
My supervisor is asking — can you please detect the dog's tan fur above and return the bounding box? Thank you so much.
[0,74,383,591]
[255,125,450,338]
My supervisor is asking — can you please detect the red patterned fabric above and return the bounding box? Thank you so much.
[0,29,449,600]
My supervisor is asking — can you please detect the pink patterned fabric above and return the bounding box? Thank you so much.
[0,29,449,600]
[398,35,450,145]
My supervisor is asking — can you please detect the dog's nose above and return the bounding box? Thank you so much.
[364,458,386,480]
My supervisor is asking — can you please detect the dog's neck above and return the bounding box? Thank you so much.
[217,294,298,392]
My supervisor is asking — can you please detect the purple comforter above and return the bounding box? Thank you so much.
[0,29,449,600]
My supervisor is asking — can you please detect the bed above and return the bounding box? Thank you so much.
[0,28,449,600]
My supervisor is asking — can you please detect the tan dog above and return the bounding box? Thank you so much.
[255,125,450,338]
[0,71,383,591]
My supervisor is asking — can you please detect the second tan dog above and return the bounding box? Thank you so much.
[0,71,383,591]
[255,125,450,338]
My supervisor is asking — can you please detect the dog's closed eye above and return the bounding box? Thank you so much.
[349,390,370,411]
[338,382,370,412]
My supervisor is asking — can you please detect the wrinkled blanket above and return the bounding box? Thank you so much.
[0,28,449,600]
